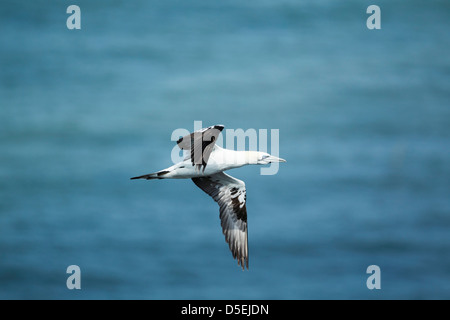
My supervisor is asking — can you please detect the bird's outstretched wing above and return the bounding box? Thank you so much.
[177,125,224,172]
[192,172,248,270]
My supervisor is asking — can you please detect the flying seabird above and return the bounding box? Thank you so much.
[131,125,286,270]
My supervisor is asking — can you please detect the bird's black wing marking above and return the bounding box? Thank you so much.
[177,125,224,172]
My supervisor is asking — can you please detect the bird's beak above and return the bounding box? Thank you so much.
[267,156,286,163]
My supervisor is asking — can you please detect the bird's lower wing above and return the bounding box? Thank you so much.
[192,172,248,270]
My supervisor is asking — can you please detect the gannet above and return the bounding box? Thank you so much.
[131,125,286,270]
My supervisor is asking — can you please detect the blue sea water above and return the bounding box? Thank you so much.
[0,0,449,299]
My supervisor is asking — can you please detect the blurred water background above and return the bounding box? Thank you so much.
[1,0,449,299]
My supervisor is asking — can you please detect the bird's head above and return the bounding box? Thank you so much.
[255,152,286,165]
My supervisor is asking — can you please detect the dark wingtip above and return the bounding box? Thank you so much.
[213,125,225,131]
[238,258,249,271]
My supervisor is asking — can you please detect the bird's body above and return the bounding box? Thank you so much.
[131,125,285,270]
[133,146,260,179]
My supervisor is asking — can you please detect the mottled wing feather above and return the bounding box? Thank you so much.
[177,125,224,172]
[191,172,248,270]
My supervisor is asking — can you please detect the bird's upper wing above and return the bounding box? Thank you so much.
[191,172,248,270]
[177,125,224,172]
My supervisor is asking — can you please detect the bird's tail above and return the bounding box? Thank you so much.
[130,170,170,180]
